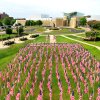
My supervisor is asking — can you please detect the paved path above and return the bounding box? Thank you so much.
[0,31,5,35]
[61,35,100,50]
[50,35,56,43]
[0,34,35,49]
[44,29,52,33]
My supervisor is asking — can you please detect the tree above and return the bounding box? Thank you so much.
[31,20,36,26]
[11,19,16,25]
[3,17,11,25]
[88,20,100,30]
[25,20,30,26]
[6,28,12,39]
[0,21,3,26]
[25,20,36,26]
[79,17,87,26]
[36,20,43,26]
[16,26,24,36]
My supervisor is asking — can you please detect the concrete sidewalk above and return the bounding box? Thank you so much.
[61,35,100,50]
[50,35,56,43]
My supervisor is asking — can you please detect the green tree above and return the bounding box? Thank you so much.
[6,28,12,38]
[31,20,36,26]
[79,17,87,26]
[16,26,24,36]
[36,20,43,26]
[25,20,36,26]
[25,20,30,26]
[3,17,11,25]
[11,19,16,25]
[0,21,3,26]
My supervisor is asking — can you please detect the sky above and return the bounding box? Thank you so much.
[0,0,100,18]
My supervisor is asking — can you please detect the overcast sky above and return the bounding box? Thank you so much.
[0,0,100,18]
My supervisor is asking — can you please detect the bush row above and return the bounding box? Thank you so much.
[0,33,28,41]
[30,34,39,38]
[4,41,15,45]
[85,31,100,41]
[19,37,28,41]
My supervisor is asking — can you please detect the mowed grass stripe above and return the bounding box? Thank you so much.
[33,50,46,100]
[52,53,60,100]
[43,48,51,99]
[43,66,50,99]
[56,48,68,99]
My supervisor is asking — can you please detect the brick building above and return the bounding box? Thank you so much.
[0,12,9,19]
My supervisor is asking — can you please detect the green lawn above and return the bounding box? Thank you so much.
[24,26,46,34]
[0,33,18,40]
[42,28,74,35]
[0,36,47,70]
[56,36,100,61]
[76,33,86,37]
[66,35,100,47]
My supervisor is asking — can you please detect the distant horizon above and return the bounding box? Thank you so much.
[0,0,100,19]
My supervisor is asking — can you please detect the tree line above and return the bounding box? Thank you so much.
[25,20,43,26]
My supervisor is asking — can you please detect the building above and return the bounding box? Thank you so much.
[14,18,26,26]
[26,12,86,28]
[64,12,84,19]
[0,12,9,19]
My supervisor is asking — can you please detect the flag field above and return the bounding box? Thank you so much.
[0,43,100,100]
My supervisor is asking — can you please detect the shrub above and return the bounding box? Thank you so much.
[49,27,59,30]
[30,34,39,38]
[85,31,100,41]
[6,28,12,39]
[4,41,15,45]
[19,37,27,41]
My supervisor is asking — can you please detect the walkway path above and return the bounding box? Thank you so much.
[0,34,34,49]
[44,29,53,33]
[50,35,56,43]
[61,35,100,50]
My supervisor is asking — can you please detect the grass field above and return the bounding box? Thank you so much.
[42,28,74,35]
[24,26,46,34]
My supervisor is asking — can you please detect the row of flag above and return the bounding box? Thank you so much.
[0,43,99,100]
